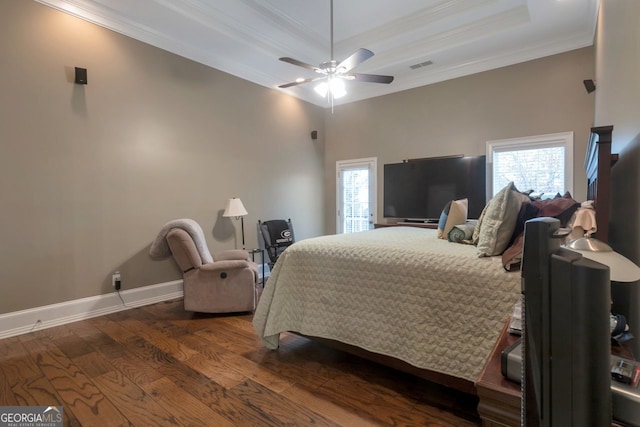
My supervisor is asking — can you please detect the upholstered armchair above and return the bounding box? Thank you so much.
[150,219,258,313]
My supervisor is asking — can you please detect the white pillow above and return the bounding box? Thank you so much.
[437,198,468,239]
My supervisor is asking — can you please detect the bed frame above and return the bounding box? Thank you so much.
[585,125,616,243]
[295,125,616,396]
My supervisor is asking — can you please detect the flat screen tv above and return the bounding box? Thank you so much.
[383,155,486,221]
[521,217,611,426]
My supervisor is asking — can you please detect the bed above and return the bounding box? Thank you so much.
[253,125,615,395]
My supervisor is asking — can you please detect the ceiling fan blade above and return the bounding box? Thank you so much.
[350,73,394,84]
[278,76,323,89]
[337,48,374,73]
[279,57,320,72]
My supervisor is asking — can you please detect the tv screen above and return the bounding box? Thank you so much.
[383,155,486,220]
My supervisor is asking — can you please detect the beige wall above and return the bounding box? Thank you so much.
[595,0,640,355]
[0,1,600,315]
[595,0,640,262]
[324,48,595,234]
[0,1,325,313]
[595,0,640,155]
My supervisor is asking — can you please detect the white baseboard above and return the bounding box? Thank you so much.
[0,280,184,339]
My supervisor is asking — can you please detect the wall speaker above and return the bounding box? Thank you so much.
[583,79,595,94]
[75,67,87,85]
[310,130,318,140]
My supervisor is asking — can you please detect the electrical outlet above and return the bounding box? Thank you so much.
[112,271,121,290]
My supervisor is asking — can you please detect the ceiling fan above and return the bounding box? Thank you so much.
[278,0,394,102]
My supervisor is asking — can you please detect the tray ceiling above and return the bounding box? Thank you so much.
[36,0,599,107]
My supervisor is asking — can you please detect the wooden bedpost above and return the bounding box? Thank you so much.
[585,125,616,243]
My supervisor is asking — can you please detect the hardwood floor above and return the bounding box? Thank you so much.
[0,299,481,426]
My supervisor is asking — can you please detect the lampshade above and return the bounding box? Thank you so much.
[223,197,247,217]
[565,237,640,283]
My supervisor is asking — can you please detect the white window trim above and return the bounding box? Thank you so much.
[486,131,574,199]
[336,157,377,234]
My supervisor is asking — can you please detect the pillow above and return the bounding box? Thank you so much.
[437,198,468,239]
[502,193,581,270]
[448,223,475,243]
[477,182,530,257]
[532,196,580,226]
[472,203,489,245]
[508,202,540,247]
[502,233,525,271]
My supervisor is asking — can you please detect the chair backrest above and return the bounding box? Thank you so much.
[166,228,205,272]
[258,219,294,266]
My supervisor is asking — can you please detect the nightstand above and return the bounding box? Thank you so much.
[248,248,265,287]
[476,320,521,427]
[476,319,637,427]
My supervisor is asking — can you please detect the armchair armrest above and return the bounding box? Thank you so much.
[200,260,250,271]
[200,260,258,284]
[212,249,250,261]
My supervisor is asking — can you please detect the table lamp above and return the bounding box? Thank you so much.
[565,229,640,348]
[564,235,640,283]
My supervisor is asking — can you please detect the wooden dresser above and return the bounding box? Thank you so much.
[476,321,521,426]
[476,319,636,427]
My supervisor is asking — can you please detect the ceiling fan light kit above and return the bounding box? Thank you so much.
[314,78,346,98]
[278,0,393,105]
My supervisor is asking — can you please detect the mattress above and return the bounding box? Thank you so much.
[252,226,521,382]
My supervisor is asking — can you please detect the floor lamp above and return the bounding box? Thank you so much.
[223,197,248,249]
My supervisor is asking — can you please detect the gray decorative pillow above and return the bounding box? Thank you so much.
[477,182,530,257]
[448,223,475,243]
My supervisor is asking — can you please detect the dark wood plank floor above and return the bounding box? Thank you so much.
[0,299,481,426]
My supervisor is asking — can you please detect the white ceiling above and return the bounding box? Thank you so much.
[36,0,599,107]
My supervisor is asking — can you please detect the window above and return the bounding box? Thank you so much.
[486,132,573,198]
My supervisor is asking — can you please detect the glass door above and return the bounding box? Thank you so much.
[336,158,377,234]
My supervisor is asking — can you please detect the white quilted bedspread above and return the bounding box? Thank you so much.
[252,226,521,383]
